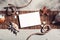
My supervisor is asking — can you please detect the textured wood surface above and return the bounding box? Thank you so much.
[0,11,60,29]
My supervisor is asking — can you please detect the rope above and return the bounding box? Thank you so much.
[26,29,50,40]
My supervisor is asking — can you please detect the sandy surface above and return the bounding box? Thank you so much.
[0,29,60,40]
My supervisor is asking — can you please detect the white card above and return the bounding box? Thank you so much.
[19,12,41,28]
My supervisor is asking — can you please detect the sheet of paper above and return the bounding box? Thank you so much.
[19,12,41,28]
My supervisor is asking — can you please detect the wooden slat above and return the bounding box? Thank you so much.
[0,11,59,29]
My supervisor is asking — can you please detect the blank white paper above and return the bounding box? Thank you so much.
[19,12,41,28]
